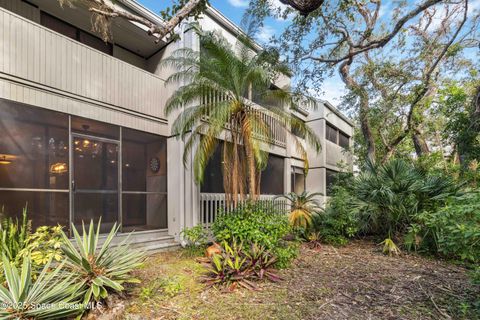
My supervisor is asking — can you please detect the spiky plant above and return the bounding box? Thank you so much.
[161,27,321,203]
[0,207,31,263]
[0,255,84,319]
[60,221,145,303]
[275,191,323,228]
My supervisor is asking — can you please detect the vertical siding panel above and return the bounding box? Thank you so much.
[0,10,5,72]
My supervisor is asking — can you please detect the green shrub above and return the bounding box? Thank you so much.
[320,159,458,244]
[0,254,84,319]
[181,225,209,256]
[272,241,299,269]
[18,225,65,269]
[313,186,359,245]
[211,203,291,250]
[60,221,145,304]
[408,191,480,264]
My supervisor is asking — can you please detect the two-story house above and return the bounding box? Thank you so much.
[0,0,353,250]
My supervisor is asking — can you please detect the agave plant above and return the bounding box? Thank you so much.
[0,255,83,319]
[60,221,145,303]
[275,191,323,229]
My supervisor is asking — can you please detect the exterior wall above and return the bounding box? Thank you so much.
[0,0,354,240]
[0,5,169,135]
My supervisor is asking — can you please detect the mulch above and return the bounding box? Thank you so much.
[276,240,479,320]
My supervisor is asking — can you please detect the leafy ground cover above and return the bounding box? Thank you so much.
[125,240,479,320]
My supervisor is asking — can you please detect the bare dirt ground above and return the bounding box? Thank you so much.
[124,241,479,320]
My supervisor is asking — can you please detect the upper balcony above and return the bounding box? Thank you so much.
[201,89,287,148]
[0,2,169,121]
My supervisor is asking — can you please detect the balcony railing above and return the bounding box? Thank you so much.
[201,89,287,147]
[199,193,288,228]
[0,7,167,120]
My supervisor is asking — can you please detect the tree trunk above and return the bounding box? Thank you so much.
[339,59,376,163]
[412,130,430,157]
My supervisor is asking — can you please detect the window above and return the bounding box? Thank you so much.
[0,99,69,229]
[339,131,350,149]
[40,12,113,55]
[122,128,167,231]
[260,155,284,195]
[326,122,350,149]
[201,143,224,193]
[40,12,77,40]
[0,99,168,233]
[201,148,285,195]
[291,167,305,194]
[325,169,338,196]
[326,123,338,143]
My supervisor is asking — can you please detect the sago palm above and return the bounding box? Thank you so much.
[161,27,321,203]
[276,191,323,228]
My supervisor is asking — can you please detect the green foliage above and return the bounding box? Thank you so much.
[312,186,359,246]
[18,225,65,269]
[275,191,322,229]
[272,242,299,269]
[181,225,208,256]
[440,83,480,164]
[408,191,480,264]
[0,207,30,262]
[380,238,401,256]
[140,276,184,301]
[60,221,145,304]
[202,241,281,291]
[161,27,320,196]
[348,159,458,238]
[181,225,208,247]
[0,255,83,319]
[211,203,291,250]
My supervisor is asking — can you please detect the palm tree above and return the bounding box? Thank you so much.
[276,191,323,228]
[161,27,321,204]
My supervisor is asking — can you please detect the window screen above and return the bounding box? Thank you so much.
[326,123,338,143]
[339,131,350,149]
[260,155,284,195]
[326,169,338,196]
[40,12,77,40]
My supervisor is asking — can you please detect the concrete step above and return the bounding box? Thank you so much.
[96,229,180,252]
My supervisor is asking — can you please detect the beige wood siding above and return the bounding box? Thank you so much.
[0,7,168,122]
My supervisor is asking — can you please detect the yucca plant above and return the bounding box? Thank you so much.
[0,254,83,319]
[60,221,145,303]
[275,191,323,229]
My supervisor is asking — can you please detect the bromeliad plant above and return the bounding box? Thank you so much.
[202,241,281,291]
[276,191,323,229]
[0,255,83,319]
[60,221,145,303]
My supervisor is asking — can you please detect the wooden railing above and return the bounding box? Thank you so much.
[0,7,167,120]
[199,193,288,228]
[201,89,287,148]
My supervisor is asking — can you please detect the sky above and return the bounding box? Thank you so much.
[136,0,480,106]
[137,0,347,104]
